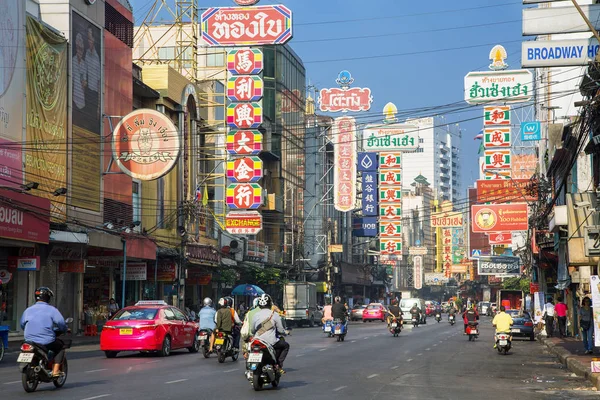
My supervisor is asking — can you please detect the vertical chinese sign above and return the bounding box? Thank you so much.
[356,152,378,237]
[483,105,512,178]
[333,116,357,212]
[379,151,402,259]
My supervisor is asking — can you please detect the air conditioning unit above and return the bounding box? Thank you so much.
[584,226,600,257]
[548,205,567,232]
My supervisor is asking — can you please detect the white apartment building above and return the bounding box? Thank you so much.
[403,116,462,202]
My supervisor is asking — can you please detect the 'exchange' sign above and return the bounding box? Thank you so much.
[477,256,520,276]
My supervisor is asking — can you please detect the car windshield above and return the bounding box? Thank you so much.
[482,302,490,306]
[400,299,419,309]
[367,304,381,309]
[353,305,366,309]
[112,308,158,321]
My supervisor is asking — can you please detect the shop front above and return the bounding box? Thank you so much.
[0,189,50,331]
[185,244,219,310]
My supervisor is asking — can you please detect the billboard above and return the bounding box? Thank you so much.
[431,211,463,228]
[225,211,262,234]
[488,232,513,245]
[318,70,373,113]
[413,255,423,290]
[112,109,181,181]
[464,70,532,104]
[484,149,511,170]
[363,124,419,151]
[477,256,520,276]
[352,217,377,237]
[484,106,510,126]
[201,5,292,46]
[476,179,537,203]
[333,116,357,212]
[0,0,25,189]
[483,127,511,148]
[522,5,600,36]
[522,39,600,68]
[471,203,529,233]
[227,49,263,75]
[25,15,68,221]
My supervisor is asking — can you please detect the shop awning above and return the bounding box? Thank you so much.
[87,234,157,261]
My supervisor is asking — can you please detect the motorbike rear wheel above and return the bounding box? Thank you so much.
[503,348,509,355]
[218,351,226,363]
[21,367,38,393]
[232,351,239,361]
[202,346,210,358]
[271,374,280,388]
[252,372,263,391]
[0,340,4,362]
[53,358,68,388]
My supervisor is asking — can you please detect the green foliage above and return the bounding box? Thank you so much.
[216,268,238,286]
[454,298,463,310]
[502,276,530,293]
[246,266,283,286]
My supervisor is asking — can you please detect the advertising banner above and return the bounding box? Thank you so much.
[227,130,262,155]
[464,70,533,104]
[363,124,419,151]
[361,171,378,216]
[25,16,68,220]
[477,256,520,276]
[484,106,511,126]
[319,87,372,113]
[472,203,529,233]
[484,149,511,170]
[72,126,101,211]
[431,211,463,228]
[333,116,357,212]
[483,127,511,148]
[8,256,40,271]
[590,276,600,347]
[59,260,85,273]
[476,179,537,203]
[488,232,512,245]
[147,261,177,282]
[225,211,262,234]
[413,255,423,290]
[521,121,542,141]
[442,228,452,276]
[124,262,147,281]
[0,0,25,189]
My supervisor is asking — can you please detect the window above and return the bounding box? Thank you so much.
[207,51,225,67]
[112,308,158,321]
[172,308,187,321]
[163,308,176,321]
[158,47,175,60]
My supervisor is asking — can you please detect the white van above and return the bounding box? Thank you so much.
[400,298,427,324]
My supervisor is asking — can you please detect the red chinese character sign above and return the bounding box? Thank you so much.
[333,116,357,212]
[381,239,402,255]
[379,153,402,169]
[484,106,510,126]
[227,49,263,75]
[318,71,373,113]
[226,183,262,209]
[226,130,262,155]
[227,76,264,102]
[380,221,402,238]
[201,5,292,46]
[484,149,511,170]
[226,156,263,183]
[227,103,262,128]
[380,203,402,219]
[483,127,511,148]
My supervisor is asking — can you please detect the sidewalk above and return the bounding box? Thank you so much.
[538,334,600,390]
[7,332,100,348]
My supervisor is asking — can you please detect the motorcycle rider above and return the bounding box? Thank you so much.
[463,304,479,334]
[321,299,333,325]
[20,287,68,378]
[448,303,458,322]
[492,305,514,348]
[251,294,289,373]
[241,297,261,357]
[387,299,403,327]
[213,297,242,353]
[409,303,421,327]
[199,297,216,352]
[331,296,347,322]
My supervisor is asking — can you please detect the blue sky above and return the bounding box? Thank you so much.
[130,0,526,195]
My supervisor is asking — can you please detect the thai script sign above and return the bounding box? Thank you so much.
[226,211,263,234]
[227,130,262,155]
[226,156,263,183]
[362,171,378,216]
[363,124,419,151]
[464,70,533,104]
[0,188,50,244]
[227,48,263,75]
[318,87,373,112]
[112,109,181,181]
[476,179,537,203]
[522,39,600,68]
[484,106,511,125]
[472,203,529,233]
[477,256,520,276]
[201,5,292,46]
[333,116,357,212]
[484,127,511,148]
[431,211,463,228]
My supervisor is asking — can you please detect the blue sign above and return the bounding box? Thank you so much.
[357,152,378,172]
[471,249,481,259]
[353,217,378,237]
[521,121,541,141]
[362,171,378,216]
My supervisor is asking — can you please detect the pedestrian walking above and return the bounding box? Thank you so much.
[544,298,555,337]
[579,297,594,354]
[555,297,568,338]
[108,298,119,319]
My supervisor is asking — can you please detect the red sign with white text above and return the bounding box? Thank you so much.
[472,203,529,233]
[0,189,50,243]
[333,117,357,212]
[487,232,512,245]
[227,130,262,155]
[477,179,537,203]
[201,5,292,46]
[318,87,373,113]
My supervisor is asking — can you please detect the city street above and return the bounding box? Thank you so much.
[1,317,598,400]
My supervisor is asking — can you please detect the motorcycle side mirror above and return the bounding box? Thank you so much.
[65,317,74,324]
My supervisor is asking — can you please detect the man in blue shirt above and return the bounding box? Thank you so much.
[198,297,216,352]
[20,287,68,377]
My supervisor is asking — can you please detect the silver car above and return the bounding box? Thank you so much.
[350,304,367,321]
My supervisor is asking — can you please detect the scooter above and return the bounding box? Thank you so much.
[198,329,213,358]
[214,331,239,363]
[466,322,479,341]
[495,332,512,355]
[411,316,419,328]
[389,317,402,337]
[18,318,73,393]
[245,337,282,391]
[435,313,442,323]
[333,318,347,342]
[322,320,334,337]
[448,314,455,326]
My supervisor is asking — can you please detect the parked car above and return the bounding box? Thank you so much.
[351,304,367,321]
[505,309,535,341]
[100,300,200,358]
[362,303,386,322]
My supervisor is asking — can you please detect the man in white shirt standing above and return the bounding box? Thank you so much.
[544,298,555,337]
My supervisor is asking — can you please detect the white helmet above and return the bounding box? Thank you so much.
[252,297,260,308]
[203,297,212,307]
[218,297,226,307]
[257,294,272,308]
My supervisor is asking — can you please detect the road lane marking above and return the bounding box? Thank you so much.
[126,367,133,373]
[364,337,369,339]
[296,354,304,357]
[166,379,188,384]
[367,374,378,379]
[224,368,238,373]
[406,359,413,362]
[417,353,423,356]
[319,348,327,351]
[433,344,437,347]
[145,360,160,364]
[3,381,21,385]
[85,368,108,373]
[391,366,399,370]
[81,395,111,400]
[333,386,347,392]
[425,348,431,351]
[351,340,356,343]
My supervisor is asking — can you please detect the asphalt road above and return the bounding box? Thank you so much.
[1,316,598,400]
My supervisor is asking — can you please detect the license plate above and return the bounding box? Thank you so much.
[391,323,397,328]
[248,353,263,363]
[470,330,478,335]
[499,340,508,346]
[215,338,224,345]
[120,328,133,335]
[199,334,207,340]
[17,353,34,363]
[335,329,341,334]
[512,328,520,333]
[324,326,331,332]
[412,319,417,322]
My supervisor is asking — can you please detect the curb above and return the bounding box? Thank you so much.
[6,336,100,351]
[538,335,600,390]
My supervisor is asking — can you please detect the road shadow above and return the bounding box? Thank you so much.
[280,380,308,389]
[26,379,110,393]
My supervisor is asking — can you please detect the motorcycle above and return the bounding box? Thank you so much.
[448,315,455,326]
[435,313,442,323]
[333,319,347,342]
[245,337,283,391]
[411,315,419,328]
[495,332,512,355]
[18,317,73,393]
[198,329,213,358]
[322,320,334,337]
[214,331,239,363]
[466,322,479,341]
[389,317,402,337]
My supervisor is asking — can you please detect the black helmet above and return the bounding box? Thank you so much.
[257,294,272,309]
[225,296,234,308]
[35,287,54,303]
